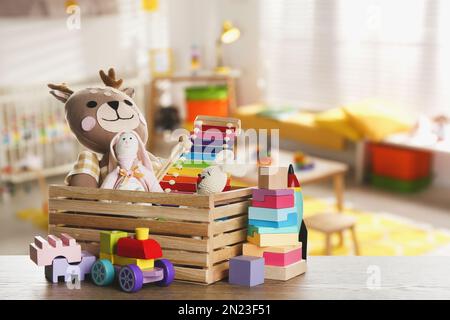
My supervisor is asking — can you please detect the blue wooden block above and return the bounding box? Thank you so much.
[229,255,264,287]
[248,206,296,222]
[295,190,303,224]
[249,211,298,228]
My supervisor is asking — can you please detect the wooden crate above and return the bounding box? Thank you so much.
[48,185,252,284]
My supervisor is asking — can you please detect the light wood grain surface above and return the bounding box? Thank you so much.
[1,256,449,300]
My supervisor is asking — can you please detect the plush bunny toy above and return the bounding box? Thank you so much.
[101,131,163,192]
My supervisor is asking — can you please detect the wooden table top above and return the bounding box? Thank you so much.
[2,256,449,300]
[237,149,348,186]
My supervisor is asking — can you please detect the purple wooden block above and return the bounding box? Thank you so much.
[229,255,264,287]
[252,188,294,202]
[45,251,96,283]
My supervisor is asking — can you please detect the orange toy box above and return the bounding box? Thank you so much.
[370,143,432,181]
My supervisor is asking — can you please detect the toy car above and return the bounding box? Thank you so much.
[90,228,175,293]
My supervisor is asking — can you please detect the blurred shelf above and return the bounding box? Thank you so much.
[1,163,73,184]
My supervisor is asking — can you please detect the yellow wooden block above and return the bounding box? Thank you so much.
[167,167,203,177]
[247,233,300,247]
[243,242,302,257]
[100,252,154,269]
[265,259,307,281]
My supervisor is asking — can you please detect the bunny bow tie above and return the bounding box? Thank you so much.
[119,165,144,179]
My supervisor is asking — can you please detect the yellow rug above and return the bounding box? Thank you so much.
[304,196,450,256]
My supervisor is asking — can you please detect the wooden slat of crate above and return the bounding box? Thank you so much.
[212,188,253,206]
[211,243,243,264]
[210,200,250,220]
[49,198,211,222]
[49,212,209,237]
[206,261,230,284]
[212,215,247,235]
[49,185,213,208]
[212,229,247,250]
[49,226,209,252]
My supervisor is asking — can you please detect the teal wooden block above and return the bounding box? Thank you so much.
[247,224,300,236]
[248,206,296,222]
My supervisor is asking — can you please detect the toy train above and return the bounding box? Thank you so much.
[29,228,174,293]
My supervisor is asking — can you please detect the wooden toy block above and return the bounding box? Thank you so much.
[243,242,302,257]
[258,166,288,190]
[247,232,300,247]
[252,194,295,209]
[229,255,264,287]
[263,247,302,267]
[183,152,216,161]
[252,188,294,201]
[249,211,298,228]
[44,251,96,283]
[294,189,304,224]
[162,175,199,184]
[99,252,154,269]
[29,234,82,266]
[100,230,127,255]
[175,160,212,169]
[247,224,299,235]
[265,260,307,281]
[167,166,203,176]
[116,237,163,260]
[160,180,198,192]
[248,206,296,222]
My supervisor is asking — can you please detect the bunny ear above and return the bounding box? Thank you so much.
[214,150,249,177]
[108,132,123,172]
[133,131,154,173]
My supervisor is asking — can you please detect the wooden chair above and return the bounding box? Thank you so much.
[305,213,360,256]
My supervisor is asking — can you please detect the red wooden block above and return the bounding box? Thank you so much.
[162,175,199,184]
[263,247,302,267]
[160,181,198,192]
[252,194,295,209]
[116,237,162,260]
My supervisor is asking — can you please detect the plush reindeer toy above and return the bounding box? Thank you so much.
[101,131,163,192]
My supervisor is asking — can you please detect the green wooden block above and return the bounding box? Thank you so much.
[100,230,128,254]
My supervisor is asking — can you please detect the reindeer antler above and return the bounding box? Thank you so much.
[47,83,74,94]
[99,68,123,89]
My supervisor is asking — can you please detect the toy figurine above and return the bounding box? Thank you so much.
[48,68,191,188]
[101,131,163,192]
[197,165,228,195]
[196,150,248,195]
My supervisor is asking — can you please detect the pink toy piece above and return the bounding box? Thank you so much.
[45,251,96,283]
[252,194,295,209]
[263,248,302,267]
[252,188,294,202]
[29,233,82,267]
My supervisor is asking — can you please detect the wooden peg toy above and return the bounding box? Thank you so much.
[44,251,96,283]
[29,233,82,266]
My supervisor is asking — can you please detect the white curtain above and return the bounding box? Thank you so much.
[259,0,450,115]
